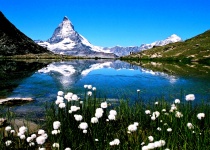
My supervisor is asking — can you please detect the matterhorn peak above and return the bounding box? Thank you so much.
[47,16,75,43]
[166,34,182,42]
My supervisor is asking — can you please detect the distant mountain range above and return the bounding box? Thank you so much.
[0,11,50,56]
[36,16,182,57]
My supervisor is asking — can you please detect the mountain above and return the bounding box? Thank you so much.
[36,17,116,58]
[122,30,210,63]
[0,11,50,56]
[103,34,182,57]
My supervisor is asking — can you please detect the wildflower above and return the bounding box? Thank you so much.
[187,123,194,129]
[157,127,162,131]
[137,89,140,92]
[197,113,205,120]
[108,114,116,120]
[31,134,36,139]
[53,121,61,130]
[19,126,27,135]
[145,110,151,114]
[84,85,88,88]
[109,139,120,146]
[20,134,26,140]
[87,91,92,96]
[109,110,117,116]
[95,139,99,141]
[55,96,64,105]
[185,94,195,101]
[27,137,33,142]
[59,102,66,108]
[10,130,15,134]
[74,114,83,121]
[53,143,59,148]
[57,91,64,96]
[78,122,88,130]
[155,101,158,105]
[64,92,73,101]
[5,126,12,132]
[174,99,180,104]
[148,136,154,142]
[29,142,35,147]
[5,140,12,146]
[92,87,96,91]
[101,101,108,108]
[65,148,71,150]
[128,124,137,132]
[52,130,59,135]
[70,106,80,112]
[134,122,139,126]
[167,128,172,132]
[162,109,166,112]
[83,130,87,134]
[72,94,78,101]
[38,129,45,135]
[36,136,46,145]
[39,148,46,150]
[175,111,183,118]
[88,85,92,89]
[95,108,104,118]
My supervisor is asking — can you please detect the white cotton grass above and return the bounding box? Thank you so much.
[95,108,104,118]
[148,136,154,142]
[185,94,195,101]
[142,140,166,150]
[78,122,88,130]
[5,126,12,132]
[57,91,64,96]
[145,110,151,115]
[5,140,12,146]
[109,139,120,146]
[55,96,64,105]
[59,102,66,108]
[175,111,183,118]
[167,128,172,132]
[53,143,60,148]
[87,91,92,96]
[52,129,60,135]
[91,117,99,123]
[197,113,205,120]
[128,123,138,132]
[74,114,83,121]
[174,99,180,104]
[101,101,108,108]
[53,121,61,130]
[38,129,45,135]
[187,123,194,129]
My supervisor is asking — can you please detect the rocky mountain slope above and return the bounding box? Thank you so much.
[122,30,210,63]
[36,17,116,58]
[103,34,182,57]
[0,11,50,56]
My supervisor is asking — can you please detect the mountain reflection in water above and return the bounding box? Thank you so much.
[0,59,209,119]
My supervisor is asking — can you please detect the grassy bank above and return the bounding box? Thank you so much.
[1,85,210,150]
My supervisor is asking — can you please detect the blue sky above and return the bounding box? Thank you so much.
[1,0,210,47]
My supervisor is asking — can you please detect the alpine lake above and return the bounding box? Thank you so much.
[0,59,210,121]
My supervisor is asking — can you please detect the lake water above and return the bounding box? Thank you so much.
[0,59,210,119]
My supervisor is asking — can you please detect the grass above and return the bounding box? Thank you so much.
[0,86,210,150]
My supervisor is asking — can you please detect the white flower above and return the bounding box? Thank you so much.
[84,85,88,88]
[53,121,61,130]
[134,122,139,126]
[10,130,15,134]
[36,136,46,145]
[83,130,87,134]
[148,136,154,142]
[185,94,195,101]
[101,101,108,108]
[187,123,194,129]
[155,101,158,105]
[27,137,33,142]
[128,124,137,132]
[38,129,45,135]
[109,110,117,116]
[39,148,46,150]
[197,113,205,120]
[5,140,12,146]
[19,126,27,135]
[108,114,116,120]
[20,134,26,140]
[145,110,151,114]
[65,148,71,150]
[137,89,140,92]
[162,109,166,112]
[52,130,59,135]
[74,114,83,121]
[167,128,172,132]
[95,108,104,118]
[29,142,35,147]
[87,91,92,96]
[53,143,59,148]
[31,134,36,139]
[70,106,80,112]
[5,126,12,132]
[78,122,88,130]
[157,127,162,131]
[174,99,180,104]
[55,96,64,105]
[109,139,120,146]
[175,111,183,118]
[92,87,96,91]
[57,91,64,96]
[91,117,99,123]
[59,102,66,108]
[64,92,73,101]
[87,85,92,89]
[72,94,78,101]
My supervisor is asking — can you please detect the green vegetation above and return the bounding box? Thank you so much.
[1,86,210,150]
[122,30,210,64]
